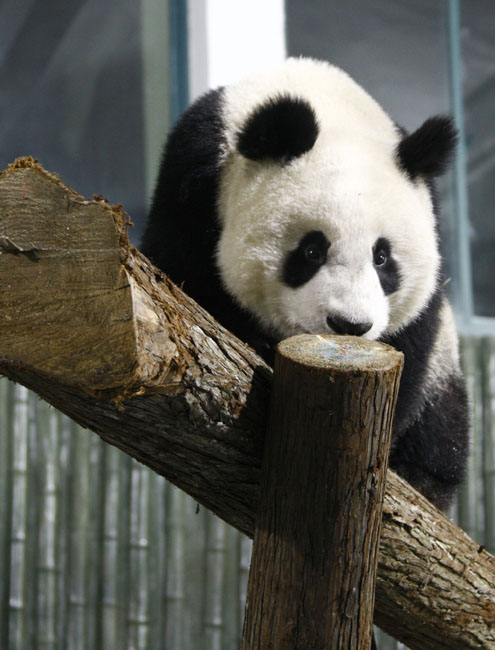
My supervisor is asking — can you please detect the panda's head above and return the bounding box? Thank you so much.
[216,59,456,341]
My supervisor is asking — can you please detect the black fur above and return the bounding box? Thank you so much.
[390,374,469,509]
[381,286,469,507]
[382,288,443,433]
[237,95,319,163]
[141,87,274,354]
[396,116,458,180]
[282,230,330,288]
[141,87,224,299]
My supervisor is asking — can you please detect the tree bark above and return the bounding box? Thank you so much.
[242,336,403,650]
[1,158,495,649]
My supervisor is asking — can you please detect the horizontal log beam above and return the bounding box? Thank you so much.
[1,158,494,648]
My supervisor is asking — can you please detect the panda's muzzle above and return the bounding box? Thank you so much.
[326,315,373,337]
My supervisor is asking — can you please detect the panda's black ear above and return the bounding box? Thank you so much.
[396,116,458,180]
[237,95,319,163]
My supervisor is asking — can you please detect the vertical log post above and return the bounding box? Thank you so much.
[242,334,403,650]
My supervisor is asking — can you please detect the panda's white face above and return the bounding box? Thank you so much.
[216,59,443,342]
[218,145,439,340]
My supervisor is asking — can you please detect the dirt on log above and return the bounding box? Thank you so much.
[1,158,494,649]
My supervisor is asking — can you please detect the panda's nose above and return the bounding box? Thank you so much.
[326,315,373,337]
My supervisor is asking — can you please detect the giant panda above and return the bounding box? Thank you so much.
[141,57,469,509]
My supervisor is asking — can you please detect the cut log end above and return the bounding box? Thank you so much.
[278,333,404,373]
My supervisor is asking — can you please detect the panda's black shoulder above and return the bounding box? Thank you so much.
[140,88,274,352]
[381,286,443,429]
[140,86,226,278]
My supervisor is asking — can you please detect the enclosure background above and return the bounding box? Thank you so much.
[1,1,494,649]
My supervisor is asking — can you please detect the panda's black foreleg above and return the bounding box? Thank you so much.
[389,375,469,510]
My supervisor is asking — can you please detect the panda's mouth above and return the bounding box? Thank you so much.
[275,323,322,340]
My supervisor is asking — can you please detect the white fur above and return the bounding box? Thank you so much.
[216,58,440,340]
[424,298,461,390]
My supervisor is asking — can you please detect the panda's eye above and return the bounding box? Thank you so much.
[373,238,391,267]
[374,249,388,266]
[304,244,325,263]
[300,231,330,266]
[373,237,400,295]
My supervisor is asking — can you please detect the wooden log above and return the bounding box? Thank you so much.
[1,158,495,649]
[0,157,270,536]
[242,335,403,650]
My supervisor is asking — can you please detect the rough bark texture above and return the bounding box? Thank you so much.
[242,336,403,650]
[1,158,495,649]
[376,474,495,648]
[0,157,270,535]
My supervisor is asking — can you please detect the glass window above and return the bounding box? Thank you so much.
[0,0,172,245]
[462,3,495,318]
[287,1,450,130]
[286,0,495,330]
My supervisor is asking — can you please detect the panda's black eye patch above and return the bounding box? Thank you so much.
[283,230,330,288]
[373,237,400,295]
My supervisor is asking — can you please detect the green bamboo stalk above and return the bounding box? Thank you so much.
[481,337,495,554]
[164,483,186,649]
[147,473,167,649]
[10,384,29,649]
[56,413,76,650]
[23,392,42,649]
[221,525,242,650]
[128,462,151,649]
[232,532,247,650]
[66,418,92,650]
[182,492,206,649]
[35,398,60,650]
[51,408,64,650]
[115,452,132,650]
[459,336,481,542]
[238,534,252,643]
[203,512,226,650]
[0,378,14,648]
[85,438,107,650]
[101,446,122,649]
